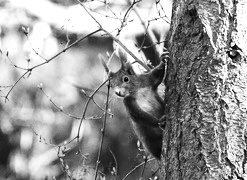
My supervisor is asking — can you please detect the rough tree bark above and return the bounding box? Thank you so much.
[161,0,247,179]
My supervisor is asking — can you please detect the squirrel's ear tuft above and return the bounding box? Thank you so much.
[116,44,128,67]
[108,71,114,79]
[116,46,135,75]
[124,62,135,75]
[118,49,128,64]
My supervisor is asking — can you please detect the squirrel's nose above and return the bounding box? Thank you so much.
[114,88,125,97]
[115,89,121,96]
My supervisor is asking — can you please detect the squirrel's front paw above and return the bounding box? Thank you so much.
[158,115,167,130]
[160,48,170,63]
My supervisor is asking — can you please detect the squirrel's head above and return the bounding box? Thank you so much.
[101,46,165,98]
[109,62,139,97]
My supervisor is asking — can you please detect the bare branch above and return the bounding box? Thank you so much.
[109,148,118,180]
[76,78,110,143]
[4,70,31,102]
[77,1,151,71]
[120,0,142,36]
[94,79,111,180]
[139,156,148,180]
[122,158,155,180]
[101,29,151,71]
[23,31,48,62]
[37,84,81,120]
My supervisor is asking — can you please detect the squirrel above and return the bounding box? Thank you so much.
[102,48,169,159]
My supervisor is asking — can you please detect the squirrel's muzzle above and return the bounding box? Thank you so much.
[114,88,127,97]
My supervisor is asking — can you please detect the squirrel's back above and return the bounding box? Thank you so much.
[123,87,163,159]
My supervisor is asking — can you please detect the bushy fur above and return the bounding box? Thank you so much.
[109,61,165,159]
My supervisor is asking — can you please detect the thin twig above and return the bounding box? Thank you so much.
[101,29,150,70]
[136,17,160,65]
[38,85,82,120]
[77,1,151,71]
[34,77,112,161]
[122,158,155,180]
[4,70,31,102]
[155,1,171,24]
[30,126,57,148]
[121,0,142,33]
[77,0,102,28]
[109,149,118,180]
[29,29,101,69]
[24,33,48,62]
[73,84,110,113]
[139,156,148,180]
[1,51,28,71]
[77,78,110,143]
[94,79,111,180]
[0,85,12,91]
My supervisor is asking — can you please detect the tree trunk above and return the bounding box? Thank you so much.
[161,0,247,179]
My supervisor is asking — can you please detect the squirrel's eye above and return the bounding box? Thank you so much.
[123,76,129,83]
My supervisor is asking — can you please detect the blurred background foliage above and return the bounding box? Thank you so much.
[0,0,171,179]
